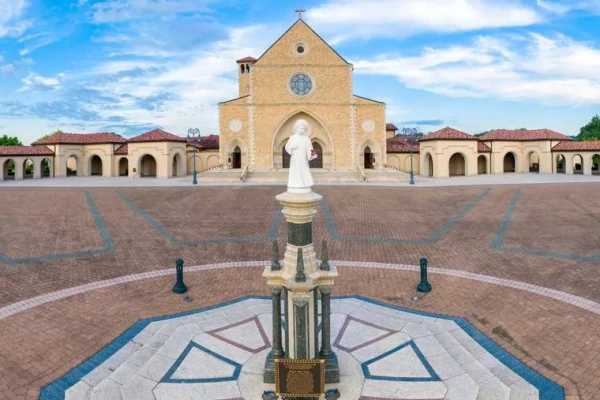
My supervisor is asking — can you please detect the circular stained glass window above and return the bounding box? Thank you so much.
[290,73,313,96]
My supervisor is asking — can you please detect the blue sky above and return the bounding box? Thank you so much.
[1,0,600,144]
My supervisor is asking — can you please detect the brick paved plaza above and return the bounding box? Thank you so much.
[1,183,599,399]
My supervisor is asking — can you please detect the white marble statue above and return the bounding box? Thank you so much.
[285,119,317,193]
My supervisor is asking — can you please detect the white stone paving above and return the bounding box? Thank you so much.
[56,298,547,400]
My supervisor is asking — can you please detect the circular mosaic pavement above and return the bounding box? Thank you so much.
[41,296,564,400]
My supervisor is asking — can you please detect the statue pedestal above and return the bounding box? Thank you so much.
[263,190,340,384]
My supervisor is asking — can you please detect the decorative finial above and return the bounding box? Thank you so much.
[294,8,306,19]
[295,248,306,282]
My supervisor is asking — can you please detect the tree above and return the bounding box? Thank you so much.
[36,129,63,142]
[0,135,22,146]
[577,115,600,141]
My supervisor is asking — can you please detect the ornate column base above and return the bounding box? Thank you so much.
[263,350,280,384]
[319,352,340,383]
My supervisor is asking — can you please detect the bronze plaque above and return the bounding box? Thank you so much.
[275,359,325,397]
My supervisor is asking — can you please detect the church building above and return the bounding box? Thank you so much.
[218,15,387,173]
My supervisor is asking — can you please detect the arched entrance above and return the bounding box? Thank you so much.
[528,151,539,173]
[23,159,34,179]
[573,154,583,174]
[67,155,78,176]
[593,154,599,175]
[503,152,516,173]
[119,157,129,176]
[41,158,51,178]
[3,159,15,180]
[139,155,157,177]
[90,155,103,176]
[232,147,242,169]
[449,153,466,176]
[309,142,323,168]
[477,155,487,174]
[556,154,565,173]
[272,111,333,169]
[172,153,183,177]
[424,153,434,177]
[363,147,373,169]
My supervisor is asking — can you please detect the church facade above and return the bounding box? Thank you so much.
[218,18,387,172]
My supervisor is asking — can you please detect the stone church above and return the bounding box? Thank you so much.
[218,16,388,172]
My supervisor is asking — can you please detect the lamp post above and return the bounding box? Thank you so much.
[187,128,200,185]
[402,127,419,185]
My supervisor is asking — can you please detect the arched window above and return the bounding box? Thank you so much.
[240,64,245,73]
[246,64,250,73]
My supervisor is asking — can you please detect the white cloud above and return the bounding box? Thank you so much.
[306,0,543,41]
[21,72,65,91]
[0,0,29,37]
[537,0,600,14]
[90,0,213,23]
[353,33,600,105]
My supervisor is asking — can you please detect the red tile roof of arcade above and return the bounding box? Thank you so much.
[419,127,475,141]
[386,123,398,131]
[479,129,572,141]
[114,144,128,155]
[128,129,187,143]
[32,132,126,145]
[552,141,600,151]
[187,134,220,150]
[0,146,55,156]
[478,142,491,152]
[386,136,419,153]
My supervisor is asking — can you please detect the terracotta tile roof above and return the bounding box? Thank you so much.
[32,132,126,145]
[479,129,572,141]
[0,146,54,156]
[187,134,220,150]
[419,127,475,141]
[552,141,600,152]
[386,123,398,131]
[114,144,128,155]
[236,56,256,63]
[386,136,419,153]
[128,128,187,143]
[478,142,491,152]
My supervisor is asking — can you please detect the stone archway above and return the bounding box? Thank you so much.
[226,139,247,170]
[139,154,157,177]
[364,147,373,169]
[41,158,52,178]
[556,154,565,173]
[89,155,103,176]
[172,153,184,177]
[528,151,539,173]
[23,159,34,179]
[573,154,583,174]
[66,155,79,177]
[232,147,242,169]
[449,153,466,176]
[503,152,516,173]
[3,159,15,180]
[423,153,434,177]
[477,155,487,174]
[593,154,600,175]
[272,111,333,169]
[119,157,129,176]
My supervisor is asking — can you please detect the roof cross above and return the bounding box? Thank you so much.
[294,8,306,19]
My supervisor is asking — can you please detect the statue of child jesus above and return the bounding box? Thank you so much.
[285,119,318,193]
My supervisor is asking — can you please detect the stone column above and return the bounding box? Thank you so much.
[263,286,284,383]
[319,286,340,383]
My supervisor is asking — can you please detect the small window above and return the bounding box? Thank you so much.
[240,64,245,73]
[297,45,304,54]
[246,64,250,73]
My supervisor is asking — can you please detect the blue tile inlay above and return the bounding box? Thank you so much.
[40,295,565,400]
[0,191,115,265]
[361,340,441,382]
[319,189,490,244]
[491,188,600,263]
[117,189,282,245]
[160,341,242,383]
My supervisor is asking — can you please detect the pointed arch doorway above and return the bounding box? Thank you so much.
[272,111,333,169]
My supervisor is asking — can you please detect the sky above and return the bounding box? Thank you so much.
[1,0,600,145]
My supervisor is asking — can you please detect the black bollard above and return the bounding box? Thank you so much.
[172,258,188,294]
[295,248,306,282]
[325,389,341,400]
[262,391,279,400]
[271,240,282,271]
[416,257,432,293]
[319,239,330,271]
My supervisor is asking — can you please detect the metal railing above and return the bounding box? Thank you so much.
[240,165,249,181]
